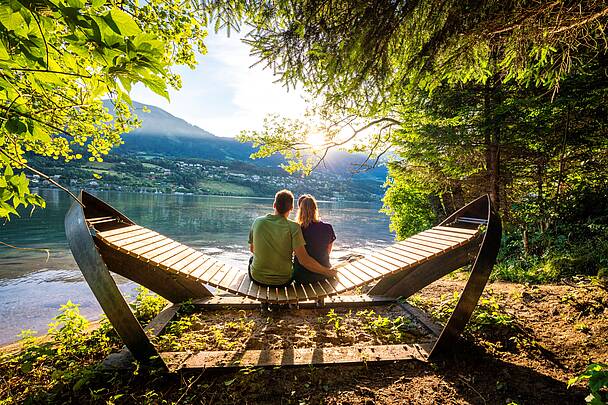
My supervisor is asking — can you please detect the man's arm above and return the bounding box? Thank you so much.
[294,246,337,278]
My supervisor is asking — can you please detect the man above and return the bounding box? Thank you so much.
[248,189,336,286]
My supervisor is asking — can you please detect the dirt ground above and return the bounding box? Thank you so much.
[141,279,607,404]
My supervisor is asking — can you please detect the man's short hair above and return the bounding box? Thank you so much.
[274,189,294,215]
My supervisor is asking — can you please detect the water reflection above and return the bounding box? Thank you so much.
[0,189,394,344]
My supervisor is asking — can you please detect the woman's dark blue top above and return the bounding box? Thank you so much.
[293,221,336,283]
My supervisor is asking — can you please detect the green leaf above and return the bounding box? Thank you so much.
[109,8,141,36]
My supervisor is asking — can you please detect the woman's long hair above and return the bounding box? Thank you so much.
[297,194,320,229]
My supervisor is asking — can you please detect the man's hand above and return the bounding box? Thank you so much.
[294,246,335,278]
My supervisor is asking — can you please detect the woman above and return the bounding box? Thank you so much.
[293,194,336,283]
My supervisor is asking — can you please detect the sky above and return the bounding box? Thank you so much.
[130,30,308,138]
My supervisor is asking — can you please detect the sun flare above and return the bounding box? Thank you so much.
[306,132,326,149]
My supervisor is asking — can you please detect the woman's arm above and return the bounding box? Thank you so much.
[327,242,333,254]
[294,246,336,278]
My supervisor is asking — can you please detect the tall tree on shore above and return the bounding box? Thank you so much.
[213,0,607,209]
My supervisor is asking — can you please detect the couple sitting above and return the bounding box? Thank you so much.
[248,189,337,287]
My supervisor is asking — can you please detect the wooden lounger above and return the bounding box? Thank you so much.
[65,191,501,366]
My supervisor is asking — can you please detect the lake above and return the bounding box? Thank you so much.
[0,189,394,345]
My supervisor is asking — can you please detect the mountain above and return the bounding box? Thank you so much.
[104,100,387,180]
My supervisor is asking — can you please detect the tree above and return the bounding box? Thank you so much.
[0,0,208,219]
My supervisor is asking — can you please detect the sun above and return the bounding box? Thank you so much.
[306,132,326,149]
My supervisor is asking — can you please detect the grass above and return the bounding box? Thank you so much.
[197,180,254,196]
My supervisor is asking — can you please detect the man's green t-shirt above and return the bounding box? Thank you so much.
[248,214,306,285]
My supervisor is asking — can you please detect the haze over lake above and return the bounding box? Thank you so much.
[0,189,394,345]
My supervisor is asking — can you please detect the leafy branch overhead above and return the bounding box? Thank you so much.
[0,0,208,219]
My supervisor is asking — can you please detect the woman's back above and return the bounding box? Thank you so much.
[293,220,336,282]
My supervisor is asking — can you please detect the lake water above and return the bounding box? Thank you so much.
[0,189,394,345]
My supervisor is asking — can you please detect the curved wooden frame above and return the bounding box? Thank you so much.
[65,191,501,364]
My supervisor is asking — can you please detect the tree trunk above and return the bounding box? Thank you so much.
[483,82,501,210]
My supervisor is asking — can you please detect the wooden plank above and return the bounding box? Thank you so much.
[335,269,357,290]
[197,261,225,284]
[295,283,309,300]
[378,249,416,267]
[339,266,366,285]
[423,229,469,243]
[363,256,400,273]
[303,283,319,299]
[104,227,152,243]
[152,245,191,268]
[397,240,442,255]
[224,271,246,292]
[97,224,141,238]
[343,262,374,282]
[319,278,338,295]
[128,237,173,256]
[435,225,478,235]
[289,284,300,301]
[407,236,452,251]
[181,255,211,276]
[189,258,219,280]
[162,248,199,269]
[251,283,263,300]
[142,242,183,262]
[350,260,384,279]
[170,251,204,272]
[205,262,230,286]
[214,265,237,288]
[409,234,457,249]
[163,344,428,370]
[111,231,161,249]
[237,276,253,297]
[371,251,410,268]
[120,234,166,252]
[384,245,426,262]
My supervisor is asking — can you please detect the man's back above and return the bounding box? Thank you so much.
[248,214,305,285]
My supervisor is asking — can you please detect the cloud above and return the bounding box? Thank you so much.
[130,30,307,138]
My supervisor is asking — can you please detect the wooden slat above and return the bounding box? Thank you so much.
[267,287,279,301]
[371,251,410,268]
[319,278,339,295]
[161,248,198,269]
[189,258,218,280]
[120,234,166,252]
[407,235,453,250]
[343,262,374,283]
[112,231,160,249]
[339,266,366,285]
[141,241,182,262]
[289,284,300,301]
[410,234,457,248]
[385,245,428,261]
[397,240,443,255]
[159,246,196,269]
[378,249,416,267]
[224,270,246,292]
[129,237,173,256]
[97,225,140,238]
[363,256,399,273]
[237,277,254,297]
[196,261,225,283]
[334,269,357,290]
[350,260,384,279]
[423,229,469,243]
[435,225,478,235]
[171,251,205,272]
[295,283,309,300]
[181,255,211,276]
[214,265,237,288]
[303,283,319,299]
[208,263,232,286]
[104,227,152,243]
[152,245,191,268]
[165,344,428,369]
[250,283,263,300]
